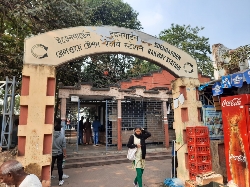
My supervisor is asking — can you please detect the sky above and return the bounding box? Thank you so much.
[123,0,250,50]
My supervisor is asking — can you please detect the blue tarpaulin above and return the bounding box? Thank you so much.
[164,178,184,187]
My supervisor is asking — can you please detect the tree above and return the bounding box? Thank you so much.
[0,0,92,89]
[222,44,250,72]
[159,24,213,76]
[127,59,160,77]
[79,0,143,87]
[0,0,143,89]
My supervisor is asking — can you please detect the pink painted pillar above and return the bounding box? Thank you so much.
[117,99,122,150]
[162,101,169,148]
[18,64,56,187]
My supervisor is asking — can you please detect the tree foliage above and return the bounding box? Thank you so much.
[127,59,160,77]
[79,0,143,87]
[222,44,250,71]
[0,0,144,89]
[159,24,213,76]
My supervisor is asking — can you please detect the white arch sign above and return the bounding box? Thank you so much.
[24,26,197,78]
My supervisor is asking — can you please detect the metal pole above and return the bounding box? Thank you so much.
[77,98,80,152]
[105,100,108,152]
[173,140,176,178]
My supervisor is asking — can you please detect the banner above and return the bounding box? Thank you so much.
[212,82,223,96]
[231,73,243,87]
[202,105,223,140]
[221,75,232,88]
[244,69,250,84]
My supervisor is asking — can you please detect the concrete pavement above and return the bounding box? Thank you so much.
[51,159,171,187]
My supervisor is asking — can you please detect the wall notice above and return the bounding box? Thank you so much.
[202,105,224,140]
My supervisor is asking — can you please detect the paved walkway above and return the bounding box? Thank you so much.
[51,159,171,187]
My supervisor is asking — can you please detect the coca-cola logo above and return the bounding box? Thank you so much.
[221,98,242,107]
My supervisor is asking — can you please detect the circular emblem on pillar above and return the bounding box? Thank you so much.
[31,44,48,59]
[183,62,194,73]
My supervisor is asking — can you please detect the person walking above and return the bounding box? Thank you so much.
[127,126,151,187]
[84,118,92,144]
[92,116,101,146]
[0,160,42,187]
[51,118,69,186]
[78,116,84,145]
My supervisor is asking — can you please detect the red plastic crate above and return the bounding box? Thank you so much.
[196,145,210,154]
[187,145,210,154]
[195,137,210,145]
[187,136,210,145]
[189,162,212,173]
[187,137,196,144]
[187,145,196,154]
[186,127,196,136]
[189,172,197,180]
[186,126,209,137]
[188,154,196,162]
[194,127,209,136]
[197,154,211,163]
[188,154,211,163]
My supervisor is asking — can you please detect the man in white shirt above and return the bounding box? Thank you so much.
[0,160,42,187]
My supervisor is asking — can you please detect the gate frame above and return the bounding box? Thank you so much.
[19,26,201,184]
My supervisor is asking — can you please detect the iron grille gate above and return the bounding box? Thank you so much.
[122,98,164,147]
[0,77,16,150]
[106,98,164,151]
[106,100,117,151]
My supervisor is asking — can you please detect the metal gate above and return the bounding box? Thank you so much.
[106,98,164,150]
[106,100,117,151]
[122,98,163,146]
[0,77,16,150]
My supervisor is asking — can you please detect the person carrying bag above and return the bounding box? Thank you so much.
[127,126,151,187]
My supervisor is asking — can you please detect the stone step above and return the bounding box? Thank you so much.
[66,151,170,162]
[54,150,172,169]
[63,155,171,169]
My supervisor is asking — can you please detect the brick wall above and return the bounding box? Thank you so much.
[120,69,211,90]
[120,70,175,90]
[198,73,211,83]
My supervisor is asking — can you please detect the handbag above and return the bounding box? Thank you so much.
[127,147,137,161]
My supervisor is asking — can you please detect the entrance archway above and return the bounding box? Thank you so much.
[24,26,197,78]
[19,26,199,183]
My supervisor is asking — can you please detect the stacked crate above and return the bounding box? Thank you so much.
[186,126,212,180]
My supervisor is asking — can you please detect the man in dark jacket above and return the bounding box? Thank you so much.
[51,118,69,186]
[92,116,101,146]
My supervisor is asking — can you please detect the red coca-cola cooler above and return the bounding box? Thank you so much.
[221,94,250,187]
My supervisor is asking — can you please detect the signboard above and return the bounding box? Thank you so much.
[109,114,117,121]
[202,105,223,140]
[71,96,79,102]
[24,26,198,78]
